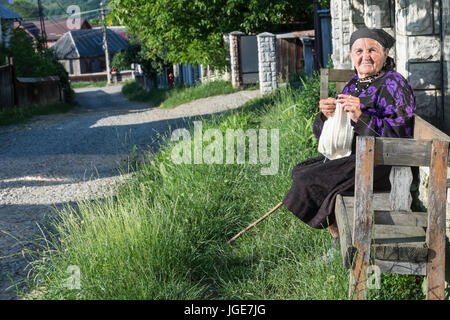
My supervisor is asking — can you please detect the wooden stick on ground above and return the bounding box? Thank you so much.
[227,201,283,245]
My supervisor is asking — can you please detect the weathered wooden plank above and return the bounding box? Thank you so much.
[343,193,392,212]
[336,81,347,95]
[375,259,427,276]
[373,225,426,244]
[276,39,282,81]
[335,194,355,269]
[374,138,432,167]
[374,210,428,227]
[320,68,329,100]
[425,140,449,300]
[296,40,304,74]
[349,136,375,300]
[371,243,428,262]
[389,166,413,211]
[328,69,355,83]
[289,40,296,75]
[282,39,288,80]
[414,115,450,142]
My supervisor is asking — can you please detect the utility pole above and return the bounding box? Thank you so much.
[37,0,47,48]
[100,1,112,84]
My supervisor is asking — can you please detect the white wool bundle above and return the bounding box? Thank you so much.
[318,102,354,160]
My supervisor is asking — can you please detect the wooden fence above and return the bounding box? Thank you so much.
[0,64,14,109]
[15,76,63,107]
[275,30,314,81]
[276,37,304,81]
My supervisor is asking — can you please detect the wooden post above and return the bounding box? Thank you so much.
[425,140,448,300]
[10,57,17,107]
[389,166,413,211]
[101,2,112,84]
[349,136,375,300]
[319,68,329,100]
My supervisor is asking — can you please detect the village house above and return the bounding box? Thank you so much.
[0,3,21,48]
[14,18,92,48]
[51,28,129,75]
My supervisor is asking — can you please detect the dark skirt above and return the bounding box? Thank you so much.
[282,154,392,229]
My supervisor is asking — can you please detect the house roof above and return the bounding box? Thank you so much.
[15,19,91,41]
[52,29,129,59]
[276,30,315,39]
[0,4,22,20]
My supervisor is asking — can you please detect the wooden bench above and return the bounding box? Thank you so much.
[320,68,450,300]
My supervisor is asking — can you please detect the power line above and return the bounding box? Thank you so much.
[37,0,47,47]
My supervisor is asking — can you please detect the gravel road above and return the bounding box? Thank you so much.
[0,84,260,299]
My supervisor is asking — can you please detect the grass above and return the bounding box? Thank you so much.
[122,80,237,109]
[0,102,76,127]
[21,73,426,300]
[70,81,108,89]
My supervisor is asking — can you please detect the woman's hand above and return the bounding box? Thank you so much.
[337,94,362,122]
[319,97,337,119]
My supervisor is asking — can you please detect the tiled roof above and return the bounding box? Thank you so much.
[15,19,91,41]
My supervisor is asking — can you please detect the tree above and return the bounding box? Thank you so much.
[110,0,329,68]
[5,0,40,20]
[2,28,73,102]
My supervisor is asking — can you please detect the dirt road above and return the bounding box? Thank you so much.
[0,84,260,299]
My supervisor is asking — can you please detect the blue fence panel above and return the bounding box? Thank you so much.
[318,9,332,68]
[301,37,315,77]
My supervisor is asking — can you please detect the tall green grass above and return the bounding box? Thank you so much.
[22,73,424,300]
[122,80,237,109]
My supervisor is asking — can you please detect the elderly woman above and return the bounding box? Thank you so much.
[282,28,416,238]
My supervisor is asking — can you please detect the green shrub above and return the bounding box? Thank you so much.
[1,29,74,104]
[111,50,131,72]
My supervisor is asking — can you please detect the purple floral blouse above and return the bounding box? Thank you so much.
[313,70,416,141]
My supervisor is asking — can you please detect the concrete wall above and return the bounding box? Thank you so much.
[69,70,135,83]
[59,59,81,76]
[0,19,13,47]
[330,0,448,133]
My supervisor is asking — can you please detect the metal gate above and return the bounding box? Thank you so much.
[239,35,259,84]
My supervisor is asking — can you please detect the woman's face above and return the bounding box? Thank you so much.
[349,38,388,78]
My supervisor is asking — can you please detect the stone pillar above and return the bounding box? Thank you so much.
[200,64,207,83]
[257,32,277,94]
[331,0,353,69]
[229,31,244,88]
[442,0,450,134]
[395,0,443,127]
[173,64,180,85]
[193,64,200,84]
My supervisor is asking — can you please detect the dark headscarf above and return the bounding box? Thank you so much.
[350,28,396,50]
